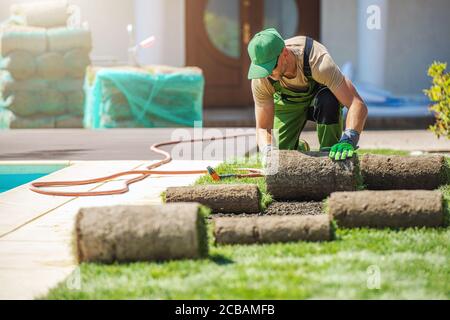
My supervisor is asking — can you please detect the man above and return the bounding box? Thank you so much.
[248,28,368,161]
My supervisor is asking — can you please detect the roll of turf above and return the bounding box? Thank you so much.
[165,184,261,214]
[266,150,360,200]
[214,215,332,245]
[328,190,444,228]
[75,203,208,263]
[360,154,448,190]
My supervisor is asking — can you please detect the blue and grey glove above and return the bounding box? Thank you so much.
[329,129,360,161]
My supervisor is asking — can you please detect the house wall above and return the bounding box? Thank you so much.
[321,0,450,95]
[385,0,450,94]
[320,0,358,70]
[357,0,388,88]
[134,0,185,67]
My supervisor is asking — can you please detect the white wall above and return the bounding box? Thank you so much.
[134,0,185,67]
[322,0,450,95]
[357,0,388,88]
[320,0,358,69]
[385,0,450,94]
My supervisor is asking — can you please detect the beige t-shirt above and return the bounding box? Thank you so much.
[251,36,345,106]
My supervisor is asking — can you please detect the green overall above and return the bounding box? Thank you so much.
[271,37,344,151]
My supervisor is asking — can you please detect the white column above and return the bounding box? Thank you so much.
[133,0,186,67]
[133,0,165,65]
[165,0,186,67]
[357,0,388,88]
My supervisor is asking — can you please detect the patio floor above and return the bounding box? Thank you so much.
[0,129,449,162]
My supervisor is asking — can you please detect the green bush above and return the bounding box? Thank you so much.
[424,62,450,139]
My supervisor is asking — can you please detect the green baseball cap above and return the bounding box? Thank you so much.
[247,28,285,79]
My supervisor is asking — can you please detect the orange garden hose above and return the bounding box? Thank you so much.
[30,133,264,197]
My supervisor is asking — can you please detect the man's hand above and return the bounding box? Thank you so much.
[329,128,360,161]
[329,142,355,161]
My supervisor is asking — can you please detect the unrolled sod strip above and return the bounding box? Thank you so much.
[214,215,332,245]
[266,150,360,200]
[165,184,261,214]
[360,154,448,190]
[75,203,208,263]
[328,190,444,228]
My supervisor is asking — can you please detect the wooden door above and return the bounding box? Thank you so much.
[186,0,320,109]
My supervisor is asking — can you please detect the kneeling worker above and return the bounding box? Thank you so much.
[248,28,368,161]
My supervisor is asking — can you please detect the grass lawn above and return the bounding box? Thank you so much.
[44,149,450,300]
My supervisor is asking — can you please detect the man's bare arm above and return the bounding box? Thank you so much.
[255,101,275,150]
[332,77,368,133]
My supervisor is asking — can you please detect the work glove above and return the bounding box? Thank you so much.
[329,129,360,161]
[329,142,355,161]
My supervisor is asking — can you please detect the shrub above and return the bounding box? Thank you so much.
[424,62,450,139]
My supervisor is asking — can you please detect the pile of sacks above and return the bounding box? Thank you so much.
[0,1,92,128]
[84,65,204,129]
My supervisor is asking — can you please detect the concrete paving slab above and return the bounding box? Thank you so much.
[0,241,74,269]
[0,161,146,237]
[1,223,73,243]
[0,267,76,300]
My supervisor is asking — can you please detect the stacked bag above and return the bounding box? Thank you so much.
[0,1,92,129]
[84,66,204,128]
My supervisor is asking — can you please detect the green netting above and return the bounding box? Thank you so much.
[84,68,204,128]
